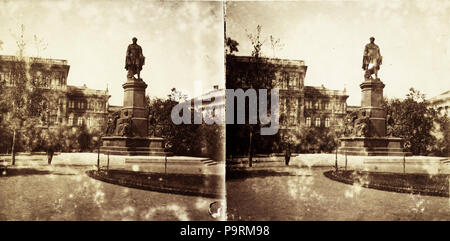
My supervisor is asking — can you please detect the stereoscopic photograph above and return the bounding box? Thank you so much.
[0,0,225,221]
[225,0,449,221]
[0,0,449,223]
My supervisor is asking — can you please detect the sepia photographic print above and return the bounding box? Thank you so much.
[225,0,449,221]
[0,0,449,225]
[0,0,226,221]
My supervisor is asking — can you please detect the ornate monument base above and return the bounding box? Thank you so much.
[338,137,411,156]
[100,77,169,156]
[338,78,410,156]
[101,136,167,156]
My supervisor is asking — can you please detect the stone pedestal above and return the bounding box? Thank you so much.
[360,79,386,137]
[338,137,410,156]
[122,79,148,137]
[101,136,166,156]
[101,77,169,156]
[339,78,410,156]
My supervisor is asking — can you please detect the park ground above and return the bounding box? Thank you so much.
[226,154,450,221]
[0,153,225,221]
[1,153,448,220]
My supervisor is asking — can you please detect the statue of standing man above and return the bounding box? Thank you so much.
[125,37,145,80]
[362,37,382,80]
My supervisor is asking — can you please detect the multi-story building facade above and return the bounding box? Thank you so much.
[225,55,349,156]
[0,55,110,131]
[190,85,225,123]
[226,55,349,132]
[428,90,450,117]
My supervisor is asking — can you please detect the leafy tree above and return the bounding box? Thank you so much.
[2,57,47,164]
[147,88,224,160]
[383,88,437,155]
[430,113,449,157]
[201,123,224,161]
[147,88,201,156]
[281,124,339,154]
[226,25,279,166]
[269,35,284,58]
[0,25,51,164]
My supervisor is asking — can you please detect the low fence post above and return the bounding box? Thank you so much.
[345,151,348,171]
[165,155,168,176]
[97,146,100,171]
[107,151,110,171]
[335,148,338,171]
[403,154,406,174]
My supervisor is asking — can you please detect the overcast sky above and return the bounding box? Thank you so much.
[1,0,449,107]
[226,0,450,105]
[0,0,224,106]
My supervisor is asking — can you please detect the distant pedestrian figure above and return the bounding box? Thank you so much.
[285,145,291,166]
[47,147,54,165]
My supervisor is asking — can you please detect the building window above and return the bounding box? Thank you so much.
[282,72,289,89]
[324,102,330,110]
[292,73,299,88]
[275,72,283,88]
[306,117,311,127]
[289,72,297,88]
[284,98,288,113]
[87,117,92,127]
[78,117,83,126]
[325,117,330,127]
[315,101,319,109]
[315,118,321,127]
[305,100,312,109]
[49,116,57,124]
[335,103,341,113]
[290,113,296,126]
[299,73,304,88]
[68,117,73,126]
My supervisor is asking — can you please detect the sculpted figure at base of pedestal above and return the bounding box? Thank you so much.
[344,110,371,137]
[116,110,134,137]
[105,111,120,136]
[104,110,134,137]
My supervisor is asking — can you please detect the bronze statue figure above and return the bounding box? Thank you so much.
[105,111,120,136]
[362,37,382,80]
[344,110,371,137]
[117,110,134,137]
[125,37,145,80]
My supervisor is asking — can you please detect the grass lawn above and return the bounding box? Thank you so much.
[324,170,449,197]
[86,169,224,198]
